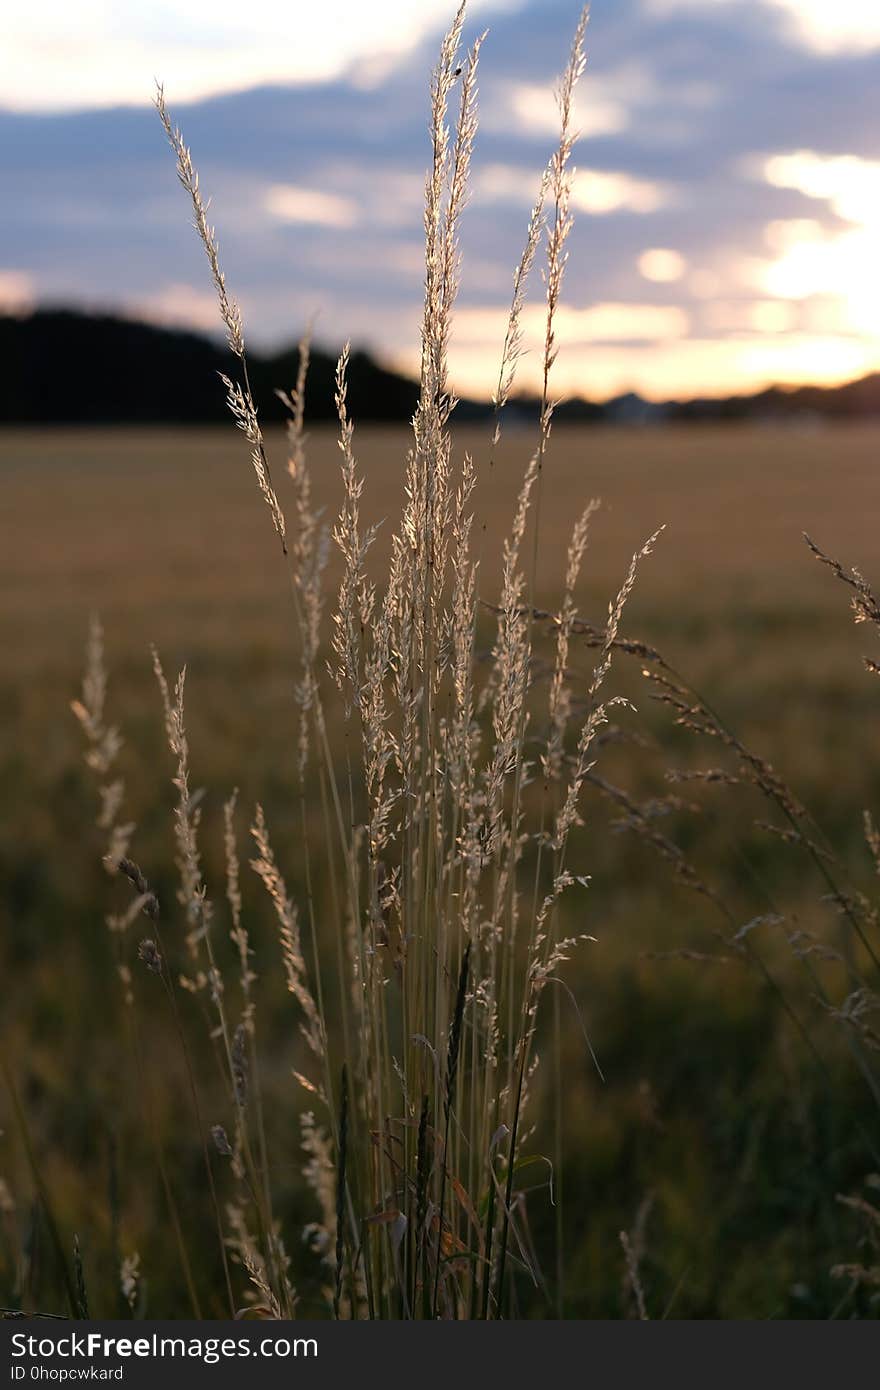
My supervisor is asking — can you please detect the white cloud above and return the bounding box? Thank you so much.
[768,0,880,54]
[638,248,686,282]
[763,219,825,253]
[754,229,880,335]
[747,153,880,341]
[763,151,880,231]
[265,184,358,229]
[645,0,880,53]
[478,164,671,215]
[0,0,521,111]
[455,301,689,347]
[573,170,671,215]
[496,79,629,140]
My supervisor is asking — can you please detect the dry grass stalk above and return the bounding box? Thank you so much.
[70,614,134,872]
[73,0,658,1320]
[55,4,880,1319]
[156,85,287,553]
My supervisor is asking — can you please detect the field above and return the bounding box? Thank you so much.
[2,422,880,1319]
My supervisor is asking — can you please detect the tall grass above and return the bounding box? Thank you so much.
[11,0,873,1323]
[67,2,667,1319]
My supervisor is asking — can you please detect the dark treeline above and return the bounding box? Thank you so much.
[0,310,419,425]
[2,309,880,426]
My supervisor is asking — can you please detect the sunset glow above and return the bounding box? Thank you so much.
[2,1,879,403]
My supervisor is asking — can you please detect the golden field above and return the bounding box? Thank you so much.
[2,422,879,1318]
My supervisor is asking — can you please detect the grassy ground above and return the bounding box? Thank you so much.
[2,423,879,1318]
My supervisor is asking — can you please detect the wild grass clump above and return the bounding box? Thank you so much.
[63,3,666,1319]
[2,1,878,1324]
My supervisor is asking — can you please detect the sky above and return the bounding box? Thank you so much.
[1,0,879,402]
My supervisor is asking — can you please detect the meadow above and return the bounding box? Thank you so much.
[2,420,880,1319]
[3,0,880,1325]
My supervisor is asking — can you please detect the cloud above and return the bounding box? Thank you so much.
[497,79,630,139]
[265,184,358,228]
[478,163,671,214]
[737,149,880,341]
[762,151,880,229]
[645,0,880,55]
[0,0,524,112]
[769,1,880,55]
[456,301,690,346]
[1,0,879,400]
[638,248,686,282]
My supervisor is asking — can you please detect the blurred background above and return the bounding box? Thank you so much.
[2,0,880,408]
[2,0,880,1320]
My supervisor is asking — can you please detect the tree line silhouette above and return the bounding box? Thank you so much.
[2,310,879,426]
